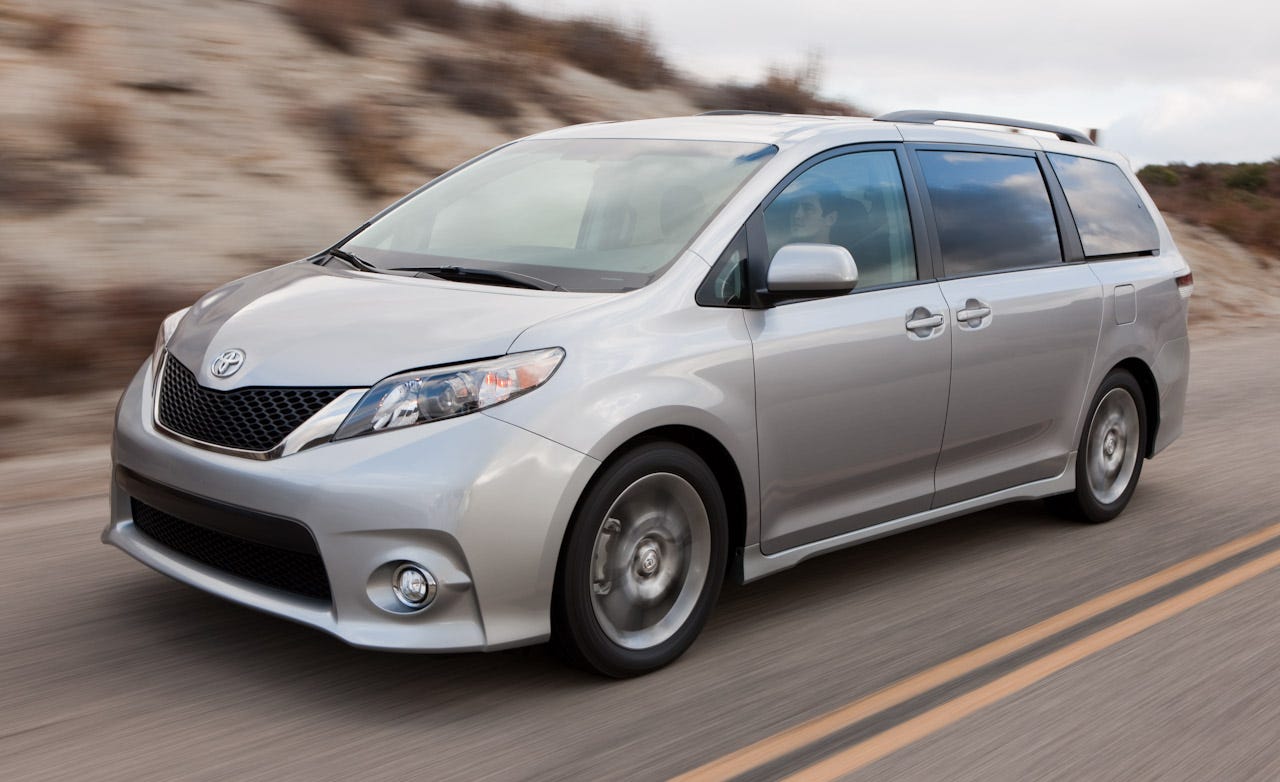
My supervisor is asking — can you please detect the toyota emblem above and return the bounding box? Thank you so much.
[210,349,246,378]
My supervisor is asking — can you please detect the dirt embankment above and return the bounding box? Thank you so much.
[0,1,1274,460]
[0,0,867,411]
[1165,216,1280,335]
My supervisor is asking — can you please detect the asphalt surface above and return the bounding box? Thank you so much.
[2,329,1278,781]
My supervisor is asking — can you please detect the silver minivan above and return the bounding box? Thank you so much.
[106,111,1192,676]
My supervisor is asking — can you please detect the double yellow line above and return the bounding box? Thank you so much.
[675,521,1280,782]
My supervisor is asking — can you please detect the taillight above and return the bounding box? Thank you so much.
[1176,271,1194,300]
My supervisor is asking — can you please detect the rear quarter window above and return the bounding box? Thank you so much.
[1047,153,1159,257]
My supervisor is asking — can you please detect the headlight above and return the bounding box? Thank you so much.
[334,348,564,440]
[152,307,190,380]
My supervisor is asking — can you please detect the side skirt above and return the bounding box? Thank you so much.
[736,453,1076,584]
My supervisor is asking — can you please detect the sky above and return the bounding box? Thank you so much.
[508,0,1279,169]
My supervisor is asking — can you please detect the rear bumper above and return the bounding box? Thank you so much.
[1151,335,1189,456]
[105,359,599,652]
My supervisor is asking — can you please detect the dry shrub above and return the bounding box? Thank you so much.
[532,84,590,126]
[0,282,197,398]
[480,2,540,36]
[404,0,474,30]
[1255,218,1280,261]
[422,50,593,126]
[1225,164,1268,193]
[408,3,674,90]
[284,0,676,91]
[1186,164,1214,185]
[700,75,814,115]
[57,93,130,172]
[0,283,80,396]
[284,0,417,49]
[1137,165,1179,188]
[27,13,79,52]
[0,149,81,211]
[421,54,525,120]
[1207,202,1250,241]
[317,99,415,198]
[553,17,670,90]
[0,6,79,52]
[1143,161,1280,260]
[284,0,367,53]
[699,61,865,116]
[120,78,200,95]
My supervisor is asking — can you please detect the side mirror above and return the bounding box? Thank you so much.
[763,243,858,303]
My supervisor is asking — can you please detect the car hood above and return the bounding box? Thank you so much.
[167,262,609,389]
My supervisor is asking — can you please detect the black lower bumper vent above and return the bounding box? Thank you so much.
[130,498,332,602]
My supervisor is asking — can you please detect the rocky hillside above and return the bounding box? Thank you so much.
[0,0,863,403]
[0,0,1275,458]
[0,0,700,293]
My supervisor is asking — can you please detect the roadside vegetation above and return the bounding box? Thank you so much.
[697,59,866,116]
[1139,160,1280,261]
[285,0,671,89]
[0,281,199,399]
[284,0,863,125]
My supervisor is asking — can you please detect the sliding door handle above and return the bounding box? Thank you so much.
[956,306,991,322]
[906,314,944,331]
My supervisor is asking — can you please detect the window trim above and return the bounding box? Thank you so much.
[1037,150,1086,263]
[904,143,1073,281]
[696,142,937,309]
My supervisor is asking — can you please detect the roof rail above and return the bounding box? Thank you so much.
[875,110,1095,145]
[698,110,785,117]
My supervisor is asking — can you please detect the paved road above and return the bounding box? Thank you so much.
[2,329,1278,781]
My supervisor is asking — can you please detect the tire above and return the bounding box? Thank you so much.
[1050,369,1147,523]
[553,442,728,677]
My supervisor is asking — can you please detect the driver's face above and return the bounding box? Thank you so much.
[790,194,836,242]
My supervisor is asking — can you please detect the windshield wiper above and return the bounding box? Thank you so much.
[327,249,421,278]
[394,266,565,292]
[327,248,377,272]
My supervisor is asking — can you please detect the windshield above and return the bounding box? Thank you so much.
[341,138,776,293]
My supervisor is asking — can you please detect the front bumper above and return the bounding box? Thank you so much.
[105,359,599,651]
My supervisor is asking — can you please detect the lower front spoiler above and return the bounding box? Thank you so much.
[103,518,489,652]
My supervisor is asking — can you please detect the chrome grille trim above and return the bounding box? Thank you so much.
[152,353,367,460]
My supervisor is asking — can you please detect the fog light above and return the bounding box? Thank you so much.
[392,564,436,609]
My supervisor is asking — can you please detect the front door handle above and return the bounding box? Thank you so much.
[905,306,945,338]
[906,314,944,331]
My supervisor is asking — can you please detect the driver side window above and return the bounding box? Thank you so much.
[763,151,917,288]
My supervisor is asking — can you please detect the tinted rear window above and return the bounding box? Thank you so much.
[1048,153,1159,257]
[918,151,1061,276]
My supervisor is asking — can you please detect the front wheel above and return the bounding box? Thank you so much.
[553,442,728,677]
[1051,369,1147,523]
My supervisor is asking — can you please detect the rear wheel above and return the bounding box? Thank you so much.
[553,442,727,677]
[1051,369,1147,523]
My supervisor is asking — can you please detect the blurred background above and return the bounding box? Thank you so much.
[0,0,1276,452]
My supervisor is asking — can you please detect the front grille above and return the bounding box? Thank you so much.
[131,498,332,601]
[157,355,346,452]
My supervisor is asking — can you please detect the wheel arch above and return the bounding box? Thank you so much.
[559,425,748,585]
[1113,357,1160,458]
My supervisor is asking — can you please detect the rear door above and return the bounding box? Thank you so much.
[746,146,953,554]
[908,146,1103,506]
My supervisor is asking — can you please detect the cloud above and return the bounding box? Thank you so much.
[510,0,1280,164]
[1105,76,1280,167]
